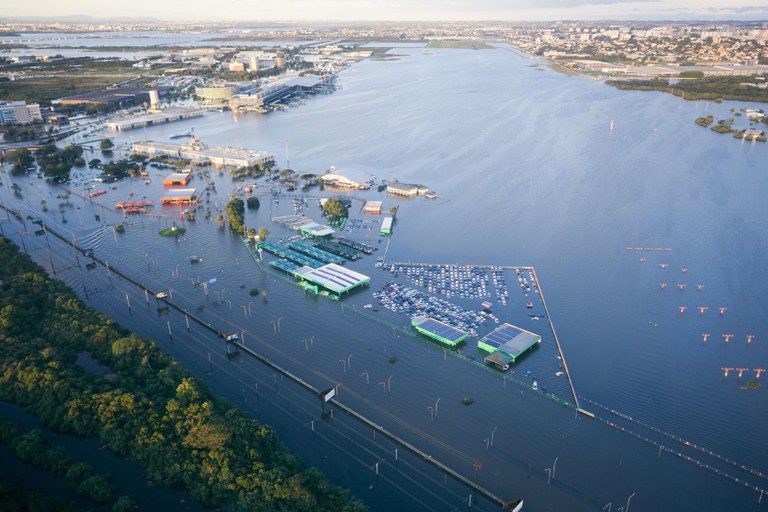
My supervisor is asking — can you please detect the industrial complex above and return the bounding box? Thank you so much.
[131,137,275,168]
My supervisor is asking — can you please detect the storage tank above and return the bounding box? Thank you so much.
[149,89,160,110]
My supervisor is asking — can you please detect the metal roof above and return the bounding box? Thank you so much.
[294,263,370,294]
[412,315,468,343]
[480,323,540,358]
[160,188,197,198]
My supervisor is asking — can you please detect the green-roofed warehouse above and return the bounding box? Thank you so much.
[292,263,370,298]
[478,323,541,370]
[411,315,468,347]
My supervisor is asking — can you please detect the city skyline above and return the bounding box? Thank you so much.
[2,0,767,23]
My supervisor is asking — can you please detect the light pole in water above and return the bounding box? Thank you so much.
[626,493,635,512]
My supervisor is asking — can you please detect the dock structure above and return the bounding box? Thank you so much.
[478,323,541,371]
[411,315,468,347]
[529,266,584,414]
[106,107,205,131]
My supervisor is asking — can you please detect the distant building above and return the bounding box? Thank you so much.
[132,137,275,168]
[194,85,238,104]
[0,100,43,124]
[163,173,192,187]
[362,200,383,214]
[59,88,151,109]
[160,188,198,204]
[380,216,393,236]
[319,170,372,190]
[386,181,429,197]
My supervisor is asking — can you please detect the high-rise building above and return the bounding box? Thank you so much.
[0,101,43,124]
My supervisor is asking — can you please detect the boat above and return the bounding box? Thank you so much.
[555,371,564,377]
[532,379,538,391]
[170,131,193,139]
[526,301,533,309]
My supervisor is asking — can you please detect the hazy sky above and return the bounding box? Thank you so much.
[4,0,768,22]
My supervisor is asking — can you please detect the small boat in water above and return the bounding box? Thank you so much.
[170,131,193,139]
[532,378,538,391]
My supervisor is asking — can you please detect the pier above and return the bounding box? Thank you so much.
[529,267,585,415]
[106,107,205,131]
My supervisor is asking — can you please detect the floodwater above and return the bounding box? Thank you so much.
[1,43,767,512]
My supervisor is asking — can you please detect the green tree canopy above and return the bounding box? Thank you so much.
[226,196,245,233]
[322,198,348,220]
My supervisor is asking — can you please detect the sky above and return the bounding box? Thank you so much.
[2,0,767,22]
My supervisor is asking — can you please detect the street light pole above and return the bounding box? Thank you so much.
[626,492,635,512]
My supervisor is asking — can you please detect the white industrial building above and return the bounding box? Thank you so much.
[131,137,275,168]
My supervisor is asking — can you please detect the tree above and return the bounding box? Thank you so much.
[322,198,348,220]
[100,138,114,154]
[76,474,114,503]
[7,147,34,173]
[88,158,102,169]
[246,196,260,209]
[112,496,138,512]
[225,196,245,233]
[257,227,269,241]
